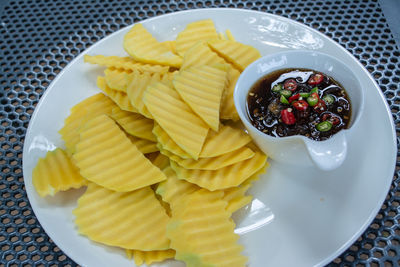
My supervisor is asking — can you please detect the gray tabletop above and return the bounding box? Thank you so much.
[0,0,399,266]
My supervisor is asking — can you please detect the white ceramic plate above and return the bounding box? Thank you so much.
[23,8,397,267]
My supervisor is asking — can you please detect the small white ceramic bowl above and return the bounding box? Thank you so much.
[234,50,364,171]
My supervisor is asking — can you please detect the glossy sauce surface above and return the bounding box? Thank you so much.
[247,69,351,141]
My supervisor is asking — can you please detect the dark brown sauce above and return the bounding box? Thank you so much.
[247,68,351,141]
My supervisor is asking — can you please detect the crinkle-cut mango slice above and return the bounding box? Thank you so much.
[125,249,176,266]
[152,123,192,159]
[171,151,267,191]
[222,182,253,214]
[73,115,166,192]
[59,93,117,155]
[173,65,228,131]
[180,41,226,70]
[225,29,235,41]
[208,39,261,71]
[143,82,209,160]
[126,70,165,119]
[218,32,226,40]
[225,195,253,214]
[221,67,241,121]
[127,135,158,154]
[32,148,87,197]
[123,23,182,68]
[154,122,251,160]
[104,68,133,92]
[153,186,172,216]
[175,19,219,56]
[222,161,269,213]
[156,167,200,208]
[160,70,177,88]
[218,29,235,41]
[111,106,156,142]
[73,183,170,250]
[156,167,251,215]
[244,160,269,184]
[167,189,247,267]
[161,40,177,55]
[97,76,138,112]
[126,249,133,259]
[200,124,252,158]
[160,145,255,170]
[149,152,170,170]
[83,55,169,73]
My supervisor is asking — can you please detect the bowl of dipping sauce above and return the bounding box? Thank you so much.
[234,50,364,171]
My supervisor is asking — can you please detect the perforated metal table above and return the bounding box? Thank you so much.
[1,0,399,266]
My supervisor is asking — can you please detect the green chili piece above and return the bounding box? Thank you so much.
[300,92,310,98]
[310,87,319,94]
[280,95,289,104]
[272,84,283,93]
[322,94,335,105]
[280,89,292,98]
[316,121,333,132]
[307,95,319,106]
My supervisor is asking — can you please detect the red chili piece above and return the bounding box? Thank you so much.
[292,100,309,111]
[322,113,341,125]
[321,113,330,121]
[284,79,298,91]
[308,73,324,86]
[288,93,300,103]
[281,108,296,125]
[313,100,327,113]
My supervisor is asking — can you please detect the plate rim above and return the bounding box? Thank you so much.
[22,7,397,267]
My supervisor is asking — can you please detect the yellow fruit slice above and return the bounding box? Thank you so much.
[110,106,156,142]
[73,183,170,250]
[220,67,241,121]
[73,115,166,192]
[126,249,133,259]
[157,167,253,215]
[167,189,247,267]
[143,82,209,160]
[104,68,133,92]
[180,41,226,70]
[126,71,162,119]
[160,70,177,88]
[208,39,261,71]
[161,146,255,170]
[83,55,169,73]
[59,93,116,154]
[222,182,253,214]
[175,19,219,56]
[218,29,236,41]
[173,65,228,131]
[123,23,182,68]
[200,124,252,157]
[170,151,267,191]
[156,167,200,208]
[225,29,235,41]
[32,148,87,197]
[149,152,170,170]
[223,161,269,213]
[127,135,158,154]
[161,40,177,54]
[152,123,192,159]
[125,249,176,266]
[97,76,138,112]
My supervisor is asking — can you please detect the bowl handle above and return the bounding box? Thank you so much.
[304,131,347,171]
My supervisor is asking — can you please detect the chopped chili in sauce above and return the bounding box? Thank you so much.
[247,68,352,141]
